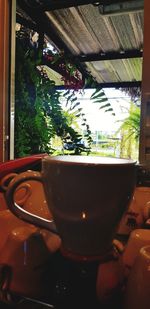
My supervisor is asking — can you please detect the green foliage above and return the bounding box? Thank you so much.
[85,77,115,116]
[117,102,140,140]
[61,90,92,153]
[15,38,92,157]
[116,102,140,159]
[15,40,53,157]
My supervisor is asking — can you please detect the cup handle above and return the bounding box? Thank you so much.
[5,172,58,235]
[113,239,125,255]
[0,173,18,192]
[15,183,32,206]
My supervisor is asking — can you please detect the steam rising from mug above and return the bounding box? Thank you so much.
[6,156,137,258]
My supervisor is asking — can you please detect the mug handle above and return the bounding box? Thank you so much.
[5,172,58,235]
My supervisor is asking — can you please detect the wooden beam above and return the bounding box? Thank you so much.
[17,0,72,53]
[95,81,141,88]
[22,0,143,11]
[17,0,88,77]
[55,81,141,89]
[18,1,101,11]
[16,14,38,32]
[72,49,143,62]
[99,0,142,4]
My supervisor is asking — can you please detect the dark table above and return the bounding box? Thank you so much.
[0,249,124,309]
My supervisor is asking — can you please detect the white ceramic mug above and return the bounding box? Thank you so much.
[6,155,137,258]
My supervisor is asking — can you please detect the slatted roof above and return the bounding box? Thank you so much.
[16,0,143,88]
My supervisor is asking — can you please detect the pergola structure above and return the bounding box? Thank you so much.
[0,0,149,165]
[16,0,143,89]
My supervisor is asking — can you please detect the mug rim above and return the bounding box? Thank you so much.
[42,155,137,166]
[130,228,150,239]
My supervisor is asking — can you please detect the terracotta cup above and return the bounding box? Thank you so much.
[0,173,18,210]
[0,171,51,219]
[124,245,150,309]
[0,209,27,251]
[6,155,137,258]
[0,171,61,254]
[0,225,51,298]
[122,228,150,271]
[117,186,150,236]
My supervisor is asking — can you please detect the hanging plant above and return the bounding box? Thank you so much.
[43,49,84,90]
[15,39,53,157]
[84,75,115,116]
[61,90,92,153]
[15,24,116,158]
[120,87,141,105]
[15,30,92,157]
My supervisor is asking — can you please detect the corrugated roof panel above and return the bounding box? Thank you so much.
[85,62,104,83]
[122,58,142,80]
[46,5,143,55]
[110,12,143,50]
[91,60,119,82]
[46,7,102,55]
[46,10,82,54]
[16,2,143,86]
[78,5,121,52]
[87,58,142,83]
[129,12,143,48]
